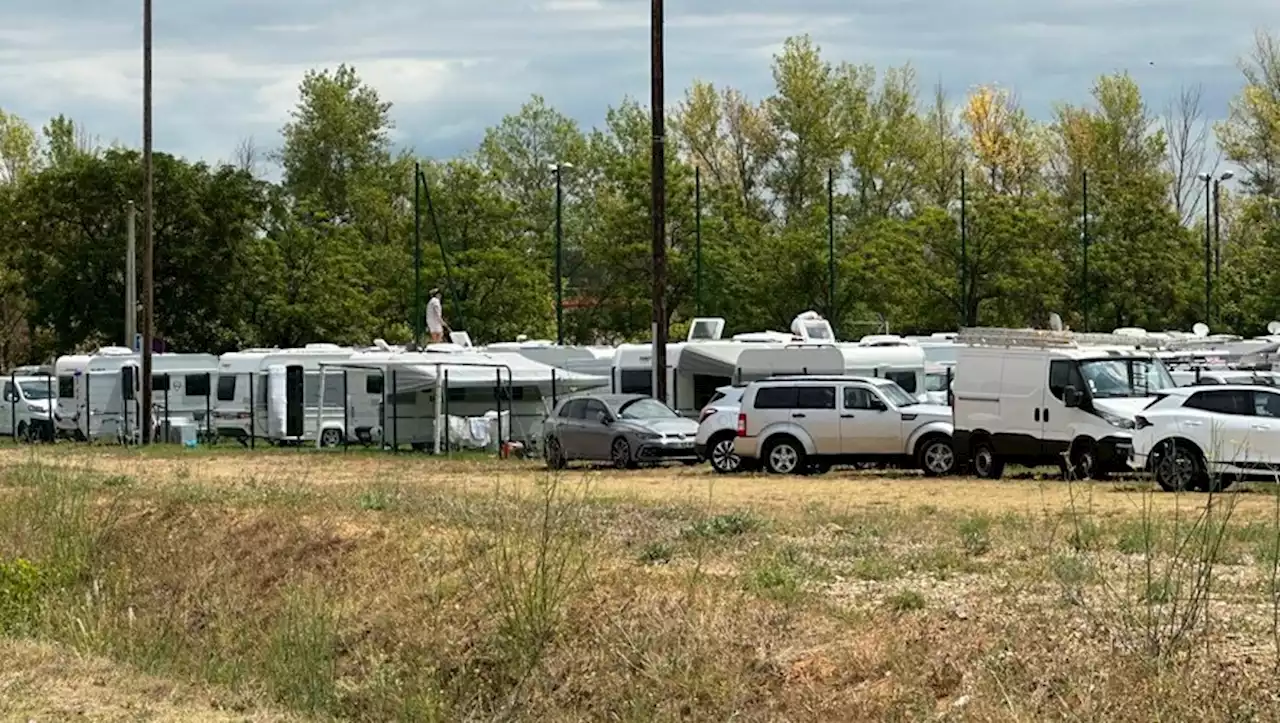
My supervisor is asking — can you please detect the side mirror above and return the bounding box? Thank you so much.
[869,398,887,411]
[596,410,611,425]
[1063,385,1081,408]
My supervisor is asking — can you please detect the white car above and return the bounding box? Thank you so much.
[1132,385,1280,491]
[733,376,956,476]
[695,385,754,474]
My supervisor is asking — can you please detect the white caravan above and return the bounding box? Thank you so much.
[325,349,608,451]
[2,375,56,440]
[483,339,615,383]
[211,344,362,446]
[839,345,928,401]
[54,347,141,441]
[952,327,1177,480]
[54,349,219,442]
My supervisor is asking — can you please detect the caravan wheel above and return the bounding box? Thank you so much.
[319,428,342,448]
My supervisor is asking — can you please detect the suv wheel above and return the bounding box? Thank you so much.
[917,436,956,477]
[764,437,805,475]
[1154,440,1205,492]
[971,439,1004,480]
[544,437,567,470]
[708,434,741,474]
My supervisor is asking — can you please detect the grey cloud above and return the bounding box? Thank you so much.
[0,0,1276,164]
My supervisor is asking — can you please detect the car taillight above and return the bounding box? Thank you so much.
[1134,415,1151,430]
[736,412,746,436]
[698,407,716,423]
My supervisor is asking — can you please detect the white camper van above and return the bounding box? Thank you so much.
[952,327,1176,479]
[2,375,56,441]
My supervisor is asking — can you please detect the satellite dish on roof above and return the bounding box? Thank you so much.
[1267,321,1280,335]
[1193,322,1210,338]
[1048,312,1064,332]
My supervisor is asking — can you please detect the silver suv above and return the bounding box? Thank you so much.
[733,376,956,475]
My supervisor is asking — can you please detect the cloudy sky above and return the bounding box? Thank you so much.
[1,0,1275,167]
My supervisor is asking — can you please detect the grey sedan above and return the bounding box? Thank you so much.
[543,394,700,469]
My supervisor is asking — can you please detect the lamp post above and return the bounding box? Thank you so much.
[1214,170,1233,280]
[959,168,968,327]
[413,161,422,346]
[694,166,701,316]
[650,0,668,404]
[1199,170,1234,324]
[1082,170,1089,332]
[827,168,836,334]
[549,162,573,345]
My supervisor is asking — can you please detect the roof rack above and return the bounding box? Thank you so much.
[957,327,1167,349]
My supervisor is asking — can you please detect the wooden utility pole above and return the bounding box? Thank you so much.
[141,0,154,443]
[650,0,667,403]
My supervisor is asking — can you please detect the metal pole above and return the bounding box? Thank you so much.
[342,370,349,452]
[204,373,210,442]
[650,0,668,404]
[554,165,564,345]
[443,370,449,457]
[1082,170,1089,332]
[959,168,968,327]
[391,369,398,453]
[695,166,702,316]
[827,167,835,331]
[163,374,170,441]
[125,201,136,346]
[1204,175,1212,323]
[413,161,423,346]
[140,0,154,444]
[249,373,256,449]
[9,372,15,439]
[1213,178,1222,316]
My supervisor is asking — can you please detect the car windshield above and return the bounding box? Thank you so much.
[18,382,52,400]
[618,398,678,419]
[925,373,949,392]
[1079,357,1176,398]
[877,382,917,407]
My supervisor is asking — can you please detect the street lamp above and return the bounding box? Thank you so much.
[1199,170,1234,324]
[549,162,573,345]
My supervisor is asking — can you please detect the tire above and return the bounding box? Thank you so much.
[319,428,343,448]
[1068,439,1108,480]
[611,437,636,469]
[707,433,743,474]
[1153,440,1207,492]
[544,437,567,470]
[16,421,29,444]
[917,435,956,477]
[763,437,806,475]
[971,438,1004,479]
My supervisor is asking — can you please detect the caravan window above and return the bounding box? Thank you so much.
[619,369,652,395]
[216,375,237,401]
[152,374,170,392]
[302,373,347,405]
[58,375,74,398]
[2,382,13,402]
[185,374,211,398]
[885,371,917,394]
[365,375,384,395]
[495,385,526,402]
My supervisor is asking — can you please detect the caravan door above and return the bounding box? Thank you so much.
[285,365,305,438]
[267,365,287,439]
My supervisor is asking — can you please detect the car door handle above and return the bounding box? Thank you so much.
[1184,420,1203,426]
[841,414,855,419]
[791,413,806,419]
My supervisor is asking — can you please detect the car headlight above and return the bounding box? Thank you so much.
[1099,410,1135,430]
[637,431,662,440]
[25,404,43,413]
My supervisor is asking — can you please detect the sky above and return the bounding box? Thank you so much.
[1,0,1277,168]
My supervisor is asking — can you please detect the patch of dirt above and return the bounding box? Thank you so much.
[0,638,296,722]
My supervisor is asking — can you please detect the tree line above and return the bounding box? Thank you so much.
[2,33,1280,368]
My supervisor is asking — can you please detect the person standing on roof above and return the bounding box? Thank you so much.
[427,288,450,343]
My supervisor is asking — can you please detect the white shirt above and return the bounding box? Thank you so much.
[426,297,444,331]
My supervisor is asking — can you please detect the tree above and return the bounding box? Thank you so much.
[0,108,38,184]
[1217,31,1280,198]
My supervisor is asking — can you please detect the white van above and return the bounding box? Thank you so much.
[952,327,1177,479]
[2,375,56,441]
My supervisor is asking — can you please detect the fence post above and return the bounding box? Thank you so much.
[551,368,558,410]
[8,371,15,439]
[342,369,349,453]
[204,372,211,442]
[45,374,53,443]
[495,368,504,453]
[443,370,450,456]
[249,372,256,449]
[164,373,171,443]
[123,374,130,444]
[391,369,399,453]
[85,369,91,442]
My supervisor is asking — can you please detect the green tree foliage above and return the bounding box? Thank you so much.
[3,32,1280,365]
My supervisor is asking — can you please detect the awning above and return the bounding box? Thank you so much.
[322,356,607,395]
[677,344,743,378]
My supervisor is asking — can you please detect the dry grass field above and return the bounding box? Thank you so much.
[3,444,1280,721]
